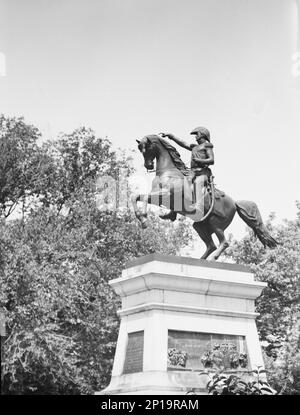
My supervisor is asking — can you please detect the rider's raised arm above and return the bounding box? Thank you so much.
[160,133,192,151]
[171,135,192,150]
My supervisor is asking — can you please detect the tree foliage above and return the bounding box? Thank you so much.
[0,115,44,218]
[0,115,192,394]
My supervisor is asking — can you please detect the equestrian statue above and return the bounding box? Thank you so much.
[132,127,277,261]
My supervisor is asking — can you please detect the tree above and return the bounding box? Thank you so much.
[0,118,193,394]
[0,117,132,217]
[0,204,191,394]
[263,316,300,395]
[0,115,47,218]
[39,127,132,210]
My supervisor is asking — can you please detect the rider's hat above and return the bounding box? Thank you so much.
[190,126,210,141]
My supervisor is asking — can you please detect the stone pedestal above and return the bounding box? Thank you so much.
[97,254,267,395]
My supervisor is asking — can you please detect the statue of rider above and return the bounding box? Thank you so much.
[160,126,214,217]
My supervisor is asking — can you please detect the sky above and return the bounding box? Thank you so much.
[0,0,299,242]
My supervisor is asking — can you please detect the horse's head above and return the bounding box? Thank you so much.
[136,134,189,176]
[136,135,160,171]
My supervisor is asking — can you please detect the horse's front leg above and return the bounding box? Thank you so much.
[131,193,149,228]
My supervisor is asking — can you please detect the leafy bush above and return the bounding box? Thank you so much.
[207,366,277,395]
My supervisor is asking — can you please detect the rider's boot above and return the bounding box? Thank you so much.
[190,176,207,215]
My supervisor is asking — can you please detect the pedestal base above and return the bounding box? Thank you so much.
[97,254,266,395]
[100,371,209,395]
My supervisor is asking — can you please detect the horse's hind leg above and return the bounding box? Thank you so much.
[207,228,229,261]
[193,222,217,260]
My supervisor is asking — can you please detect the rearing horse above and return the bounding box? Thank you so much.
[132,135,277,261]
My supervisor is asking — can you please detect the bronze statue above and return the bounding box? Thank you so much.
[132,133,277,261]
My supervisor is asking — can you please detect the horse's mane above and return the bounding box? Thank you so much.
[145,135,189,176]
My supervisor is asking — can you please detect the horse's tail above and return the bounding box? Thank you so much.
[235,200,278,248]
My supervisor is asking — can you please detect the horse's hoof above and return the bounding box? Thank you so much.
[206,252,217,261]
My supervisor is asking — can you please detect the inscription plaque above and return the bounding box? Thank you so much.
[168,330,248,371]
[123,331,144,374]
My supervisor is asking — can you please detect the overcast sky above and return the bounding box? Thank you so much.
[0,0,299,241]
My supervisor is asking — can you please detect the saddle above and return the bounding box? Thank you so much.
[191,176,225,203]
